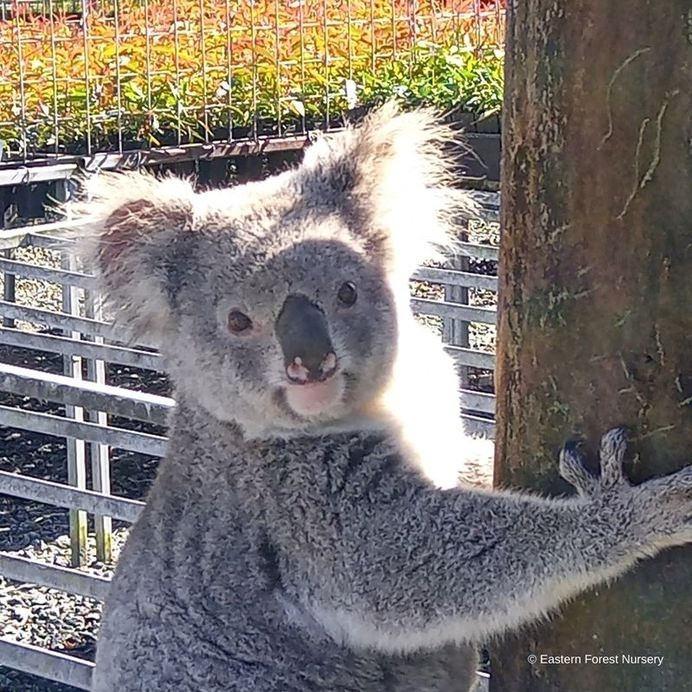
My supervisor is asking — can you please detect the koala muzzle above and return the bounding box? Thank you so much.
[275,294,338,384]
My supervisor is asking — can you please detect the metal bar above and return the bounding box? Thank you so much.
[0,157,13,327]
[459,413,495,438]
[273,0,282,136]
[443,345,495,370]
[322,0,331,128]
[249,0,258,139]
[297,0,307,132]
[412,267,497,291]
[444,254,471,388]
[172,0,183,145]
[0,363,175,425]
[369,0,376,71]
[0,163,77,187]
[143,0,154,143]
[0,218,86,251]
[0,257,96,289]
[410,298,497,325]
[0,553,110,601]
[24,233,78,251]
[0,142,504,197]
[0,136,313,187]
[13,0,28,160]
[0,406,168,457]
[1,256,15,331]
[0,470,144,523]
[467,190,501,212]
[459,388,495,415]
[475,672,490,692]
[458,242,499,262]
[113,0,124,153]
[0,638,93,691]
[0,301,126,342]
[224,0,234,139]
[61,250,88,568]
[80,0,92,155]
[47,0,60,156]
[0,363,172,425]
[390,0,397,58]
[0,328,161,371]
[84,290,112,562]
[198,0,210,142]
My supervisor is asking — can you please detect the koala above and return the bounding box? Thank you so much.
[79,104,692,692]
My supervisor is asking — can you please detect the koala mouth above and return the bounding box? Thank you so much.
[283,376,343,417]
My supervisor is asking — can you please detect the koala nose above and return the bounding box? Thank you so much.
[275,294,338,384]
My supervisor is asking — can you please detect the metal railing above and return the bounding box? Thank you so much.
[0,193,498,689]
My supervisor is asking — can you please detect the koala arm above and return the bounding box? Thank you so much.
[291,430,692,652]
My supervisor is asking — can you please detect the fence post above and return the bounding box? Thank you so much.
[444,243,470,389]
[61,254,88,567]
[56,180,88,567]
[84,289,112,563]
[1,189,15,328]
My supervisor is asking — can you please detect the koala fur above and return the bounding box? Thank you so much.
[80,104,692,691]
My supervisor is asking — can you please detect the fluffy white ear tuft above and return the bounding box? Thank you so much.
[301,102,479,278]
[73,171,196,342]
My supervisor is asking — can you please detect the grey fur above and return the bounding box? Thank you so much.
[79,104,692,692]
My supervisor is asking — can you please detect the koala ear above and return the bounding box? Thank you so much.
[300,101,478,278]
[75,171,196,343]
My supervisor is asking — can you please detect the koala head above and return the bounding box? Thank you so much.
[80,103,473,438]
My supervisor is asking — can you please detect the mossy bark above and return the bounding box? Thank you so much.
[492,1,692,690]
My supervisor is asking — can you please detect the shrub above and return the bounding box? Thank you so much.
[0,0,505,158]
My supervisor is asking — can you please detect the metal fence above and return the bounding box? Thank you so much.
[0,2,503,686]
[0,186,498,689]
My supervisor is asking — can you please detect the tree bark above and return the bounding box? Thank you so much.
[492,1,692,690]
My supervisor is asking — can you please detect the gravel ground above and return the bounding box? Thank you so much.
[0,343,163,691]
[0,195,499,690]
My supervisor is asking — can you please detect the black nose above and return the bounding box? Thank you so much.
[275,294,338,384]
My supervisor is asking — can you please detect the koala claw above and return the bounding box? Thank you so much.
[598,426,630,489]
[559,439,597,495]
[559,427,630,496]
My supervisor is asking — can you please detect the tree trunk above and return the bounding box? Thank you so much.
[492,1,692,690]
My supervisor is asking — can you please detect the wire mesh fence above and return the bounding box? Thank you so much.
[0,0,505,163]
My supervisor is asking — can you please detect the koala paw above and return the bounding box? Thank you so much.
[560,427,692,552]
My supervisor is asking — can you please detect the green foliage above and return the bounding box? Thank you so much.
[358,42,504,118]
[0,0,505,158]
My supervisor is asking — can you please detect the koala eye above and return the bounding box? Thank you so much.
[337,281,358,307]
[227,309,253,334]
